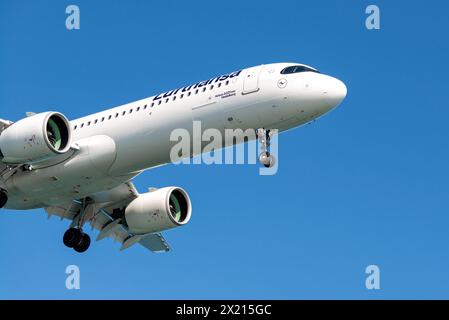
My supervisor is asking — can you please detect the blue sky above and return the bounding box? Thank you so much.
[0,0,448,299]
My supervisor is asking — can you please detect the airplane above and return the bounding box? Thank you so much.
[0,62,347,253]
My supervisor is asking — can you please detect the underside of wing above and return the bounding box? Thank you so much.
[0,119,14,187]
[138,233,170,252]
[92,208,170,253]
[45,182,172,253]
[0,119,13,133]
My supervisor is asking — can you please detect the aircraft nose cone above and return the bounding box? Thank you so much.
[323,77,347,108]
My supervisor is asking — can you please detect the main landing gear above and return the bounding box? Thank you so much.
[62,197,95,253]
[63,228,91,253]
[0,189,7,208]
[256,128,276,168]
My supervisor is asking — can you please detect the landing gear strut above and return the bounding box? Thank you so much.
[256,128,276,168]
[0,189,7,208]
[63,228,91,253]
[62,197,96,253]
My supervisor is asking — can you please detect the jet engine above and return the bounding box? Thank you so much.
[124,187,192,234]
[0,112,72,164]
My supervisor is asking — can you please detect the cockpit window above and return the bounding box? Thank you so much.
[280,65,319,74]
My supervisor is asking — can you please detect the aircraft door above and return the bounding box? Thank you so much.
[242,65,263,94]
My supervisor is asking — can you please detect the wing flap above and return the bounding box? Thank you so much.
[93,210,170,252]
[45,202,81,220]
[96,218,122,241]
[139,233,171,253]
[90,210,129,244]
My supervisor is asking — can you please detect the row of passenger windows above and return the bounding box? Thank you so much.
[73,79,232,130]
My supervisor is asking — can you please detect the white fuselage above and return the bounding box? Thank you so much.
[4,62,346,209]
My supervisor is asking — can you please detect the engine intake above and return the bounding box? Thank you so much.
[0,112,72,164]
[124,187,192,234]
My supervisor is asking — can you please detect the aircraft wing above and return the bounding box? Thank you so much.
[0,119,13,172]
[0,119,13,133]
[0,119,17,186]
[44,181,171,253]
[0,162,7,174]
[0,158,17,188]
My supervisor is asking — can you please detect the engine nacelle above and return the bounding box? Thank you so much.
[0,112,72,164]
[125,187,192,234]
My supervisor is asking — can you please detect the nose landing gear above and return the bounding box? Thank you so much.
[0,189,7,208]
[256,128,276,168]
[259,151,275,168]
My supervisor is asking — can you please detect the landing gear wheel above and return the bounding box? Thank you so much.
[73,232,91,253]
[0,189,7,208]
[259,152,275,168]
[63,228,81,248]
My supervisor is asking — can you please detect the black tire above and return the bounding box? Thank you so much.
[74,233,91,253]
[63,228,81,248]
[263,152,273,168]
[0,189,8,208]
